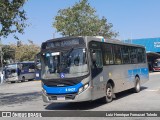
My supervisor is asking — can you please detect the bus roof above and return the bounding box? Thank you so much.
[6,61,34,65]
[42,36,145,49]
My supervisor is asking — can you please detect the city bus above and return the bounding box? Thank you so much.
[152,58,160,71]
[39,36,149,103]
[5,61,36,83]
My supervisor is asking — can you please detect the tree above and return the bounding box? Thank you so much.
[2,45,15,65]
[0,0,28,39]
[10,40,40,62]
[53,0,118,38]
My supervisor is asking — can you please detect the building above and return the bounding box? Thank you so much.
[123,37,160,71]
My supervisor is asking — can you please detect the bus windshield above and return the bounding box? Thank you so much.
[5,64,17,78]
[153,61,160,67]
[41,48,88,79]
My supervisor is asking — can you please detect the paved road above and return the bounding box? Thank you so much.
[0,72,160,119]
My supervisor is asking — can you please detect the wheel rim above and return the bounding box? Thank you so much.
[136,81,140,91]
[106,87,112,98]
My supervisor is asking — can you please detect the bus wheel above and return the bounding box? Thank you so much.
[21,77,25,82]
[133,77,141,93]
[101,83,113,103]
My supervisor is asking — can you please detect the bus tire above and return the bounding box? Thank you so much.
[11,81,15,83]
[21,77,25,82]
[133,77,141,93]
[101,83,113,103]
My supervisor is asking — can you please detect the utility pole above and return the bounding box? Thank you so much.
[0,39,3,69]
[53,33,55,39]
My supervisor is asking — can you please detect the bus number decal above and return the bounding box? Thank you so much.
[65,88,76,92]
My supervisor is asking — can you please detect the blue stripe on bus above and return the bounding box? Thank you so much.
[43,82,83,94]
[128,68,149,81]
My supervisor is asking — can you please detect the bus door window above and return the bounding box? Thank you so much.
[91,49,103,78]
[91,50,103,68]
[29,64,35,72]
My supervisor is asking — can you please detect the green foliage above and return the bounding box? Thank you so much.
[10,41,40,62]
[0,0,28,39]
[53,0,118,38]
[2,45,15,62]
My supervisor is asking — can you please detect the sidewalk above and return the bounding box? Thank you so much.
[149,72,160,75]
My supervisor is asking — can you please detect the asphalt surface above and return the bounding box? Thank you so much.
[0,72,160,119]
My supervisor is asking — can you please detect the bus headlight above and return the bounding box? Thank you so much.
[84,83,89,90]
[78,87,83,94]
[78,83,89,94]
[42,88,47,95]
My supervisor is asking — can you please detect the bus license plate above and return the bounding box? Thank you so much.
[57,96,65,100]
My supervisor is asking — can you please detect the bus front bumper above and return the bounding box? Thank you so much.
[42,87,92,103]
[153,68,160,71]
[6,77,18,82]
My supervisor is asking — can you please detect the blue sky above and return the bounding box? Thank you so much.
[2,0,160,45]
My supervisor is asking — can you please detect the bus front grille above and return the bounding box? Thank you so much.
[48,94,76,100]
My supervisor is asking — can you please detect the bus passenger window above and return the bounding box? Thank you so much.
[130,47,137,64]
[137,48,144,63]
[102,44,113,65]
[113,45,122,64]
[122,46,130,64]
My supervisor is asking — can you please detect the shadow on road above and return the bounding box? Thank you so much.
[45,86,148,110]
[45,100,104,111]
[0,92,41,106]
[114,86,147,100]
[6,80,35,84]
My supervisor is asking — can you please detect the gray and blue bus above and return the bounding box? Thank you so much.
[39,36,149,103]
[5,61,36,83]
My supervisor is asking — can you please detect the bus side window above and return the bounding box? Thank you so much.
[137,48,144,63]
[29,64,35,69]
[113,45,122,64]
[22,64,28,70]
[102,44,113,65]
[122,46,130,64]
[130,47,137,64]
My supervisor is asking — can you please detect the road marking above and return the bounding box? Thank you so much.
[149,72,160,75]
[145,89,159,92]
[34,80,41,82]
